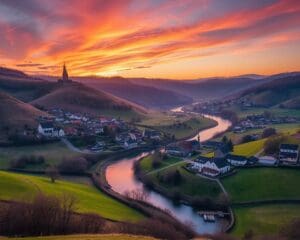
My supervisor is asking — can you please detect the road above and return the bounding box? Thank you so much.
[144,158,191,176]
[61,138,93,154]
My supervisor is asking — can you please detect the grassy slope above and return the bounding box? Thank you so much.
[218,123,300,144]
[232,204,300,237]
[0,91,48,140]
[4,234,156,240]
[141,113,216,139]
[232,139,266,157]
[0,142,82,170]
[222,168,300,203]
[140,156,222,198]
[0,171,143,222]
[31,83,146,121]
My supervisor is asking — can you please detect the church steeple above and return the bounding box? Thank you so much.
[62,63,69,82]
[58,63,72,84]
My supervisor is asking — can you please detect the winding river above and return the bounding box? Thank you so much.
[106,109,232,234]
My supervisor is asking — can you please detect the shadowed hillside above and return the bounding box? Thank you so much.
[78,77,193,109]
[239,75,300,108]
[31,82,147,119]
[0,67,57,102]
[0,91,48,131]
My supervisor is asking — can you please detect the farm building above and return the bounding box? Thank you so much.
[193,156,231,177]
[38,122,65,138]
[258,156,277,165]
[279,144,299,164]
[226,154,248,166]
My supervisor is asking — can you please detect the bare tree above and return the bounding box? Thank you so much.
[46,166,60,183]
[123,189,149,202]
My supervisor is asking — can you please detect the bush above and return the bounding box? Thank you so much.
[160,169,182,185]
[59,157,88,173]
[0,193,106,236]
[262,128,277,138]
[240,135,255,144]
[10,155,45,169]
[264,135,286,155]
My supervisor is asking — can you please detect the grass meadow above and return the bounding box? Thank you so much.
[0,171,143,222]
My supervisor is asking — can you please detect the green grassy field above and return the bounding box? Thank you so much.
[0,171,143,222]
[217,123,300,144]
[140,155,222,198]
[223,168,300,203]
[140,113,216,139]
[227,105,300,119]
[139,155,182,173]
[232,139,266,157]
[0,142,82,170]
[4,234,156,240]
[232,204,300,237]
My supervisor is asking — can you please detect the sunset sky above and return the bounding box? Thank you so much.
[1,0,300,79]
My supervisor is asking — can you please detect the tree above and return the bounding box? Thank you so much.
[59,157,88,174]
[227,139,234,152]
[241,135,255,143]
[264,135,285,155]
[262,127,277,138]
[46,166,59,183]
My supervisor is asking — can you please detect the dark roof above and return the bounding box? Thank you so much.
[40,122,54,129]
[202,141,225,148]
[280,152,298,158]
[226,154,248,162]
[196,156,212,163]
[248,156,259,163]
[280,144,299,151]
[214,158,229,168]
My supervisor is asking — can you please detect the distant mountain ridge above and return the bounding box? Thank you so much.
[236,75,300,109]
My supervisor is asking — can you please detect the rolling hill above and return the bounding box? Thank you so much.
[239,75,300,108]
[0,67,57,102]
[0,91,47,131]
[78,77,193,109]
[31,82,147,120]
[0,67,147,120]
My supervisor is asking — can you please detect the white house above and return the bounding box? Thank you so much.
[38,122,65,138]
[226,154,248,166]
[193,157,231,177]
[279,144,299,164]
[38,122,54,137]
[124,138,138,149]
[258,156,277,165]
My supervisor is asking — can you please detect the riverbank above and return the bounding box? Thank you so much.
[92,149,196,239]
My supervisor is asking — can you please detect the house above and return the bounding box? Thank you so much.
[226,154,248,166]
[124,138,138,149]
[165,144,186,156]
[193,156,231,177]
[38,122,54,137]
[258,156,277,165]
[143,129,161,140]
[279,144,299,164]
[38,122,65,138]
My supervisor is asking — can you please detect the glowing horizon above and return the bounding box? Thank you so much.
[1,0,300,79]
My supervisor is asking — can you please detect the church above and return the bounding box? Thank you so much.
[57,64,72,84]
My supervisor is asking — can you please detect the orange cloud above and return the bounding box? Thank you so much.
[0,0,299,78]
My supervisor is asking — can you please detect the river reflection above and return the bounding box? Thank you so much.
[106,114,231,234]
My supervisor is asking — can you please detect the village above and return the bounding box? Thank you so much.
[164,136,300,178]
[37,108,162,153]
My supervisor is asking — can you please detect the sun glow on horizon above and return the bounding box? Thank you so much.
[0,0,300,79]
